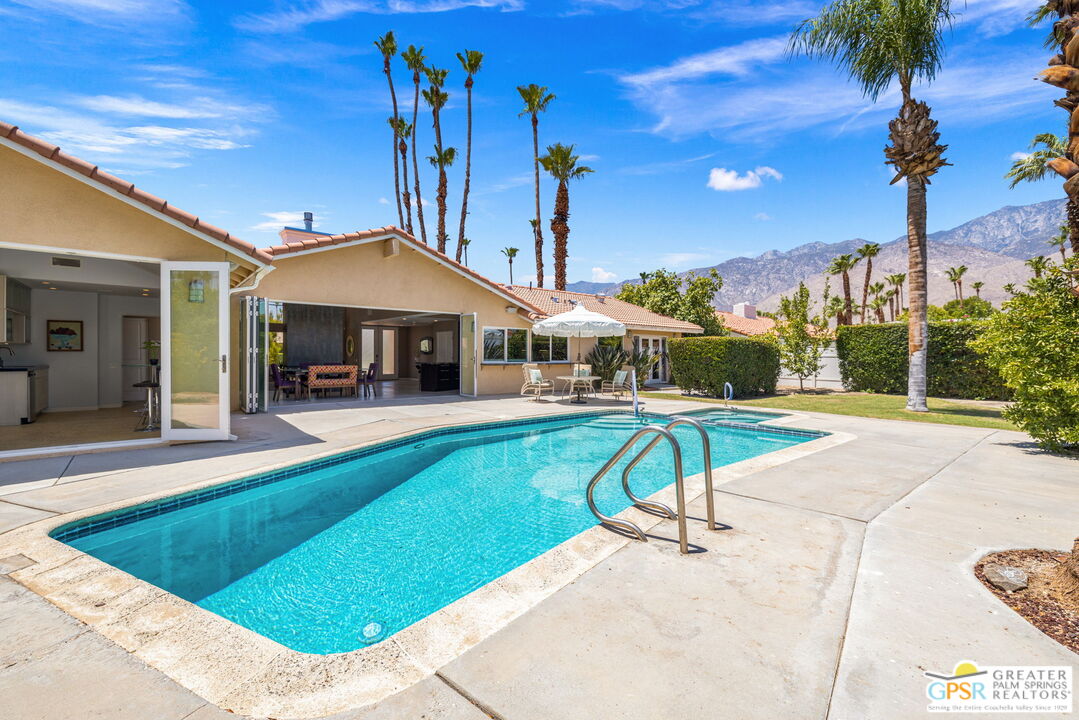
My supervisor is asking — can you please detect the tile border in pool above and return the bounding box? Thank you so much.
[0,406,853,719]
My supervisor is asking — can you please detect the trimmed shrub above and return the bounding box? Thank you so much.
[835,321,1009,400]
[668,336,780,397]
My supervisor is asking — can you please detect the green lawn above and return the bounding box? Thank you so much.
[641,390,1017,431]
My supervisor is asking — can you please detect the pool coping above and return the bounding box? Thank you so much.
[0,408,854,719]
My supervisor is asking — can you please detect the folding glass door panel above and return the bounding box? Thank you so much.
[460,313,477,396]
[240,296,267,413]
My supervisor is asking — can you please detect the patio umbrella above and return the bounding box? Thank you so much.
[531,302,626,362]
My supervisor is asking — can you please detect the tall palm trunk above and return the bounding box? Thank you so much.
[841,271,853,326]
[859,258,873,323]
[399,136,412,234]
[905,173,930,412]
[457,76,474,262]
[551,179,569,290]
[1069,198,1079,256]
[531,115,544,288]
[957,279,963,304]
[508,258,514,285]
[432,103,448,254]
[411,72,427,244]
[384,63,403,228]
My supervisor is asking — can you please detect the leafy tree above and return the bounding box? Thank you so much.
[517,84,555,288]
[792,0,954,413]
[941,297,995,319]
[971,259,1079,451]
[616,268,724,336]
[539,143,593,290]
[456,49,484,261]
[774,282,827,390]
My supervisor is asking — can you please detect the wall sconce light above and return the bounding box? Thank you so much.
[188,278,205,303]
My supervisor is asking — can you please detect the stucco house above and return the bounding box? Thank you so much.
[716,303,775,337]
[0,121,700,458]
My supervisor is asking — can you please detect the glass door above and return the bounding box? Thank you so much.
[160,262,230,441]
[460,313,477,396]
[380,328,397,379]
[239,296,267,414]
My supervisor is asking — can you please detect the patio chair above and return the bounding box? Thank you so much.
[359,362,380,398]
[564,363,596,398]
[520,363,553,401]
[270,363,300,401]
[601,368,633,399]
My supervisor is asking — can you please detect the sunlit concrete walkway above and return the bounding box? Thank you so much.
[0,395,1075,719]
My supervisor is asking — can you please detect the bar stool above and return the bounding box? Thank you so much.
[133,380,160,431]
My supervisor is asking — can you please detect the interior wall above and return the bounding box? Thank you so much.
[284,304,344,366]
[16,289,99,411]
[97,295,159,407]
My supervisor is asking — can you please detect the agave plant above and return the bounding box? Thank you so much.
[584,344,628,383]
[627,347,660,386]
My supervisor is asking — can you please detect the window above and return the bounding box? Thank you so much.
[483,327,529,363]
[531,334,568,362]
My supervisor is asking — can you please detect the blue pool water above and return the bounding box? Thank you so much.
[682,407,785,424]
[55,412,819,654]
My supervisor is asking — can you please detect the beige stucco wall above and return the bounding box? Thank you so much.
[0,143,258,273]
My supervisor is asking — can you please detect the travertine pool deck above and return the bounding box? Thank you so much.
[0,393,1075,719]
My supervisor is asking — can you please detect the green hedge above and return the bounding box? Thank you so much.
[835,321,1010,400]
[668,336,780,397]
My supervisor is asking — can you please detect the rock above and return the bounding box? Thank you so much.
[984,564,1028,593]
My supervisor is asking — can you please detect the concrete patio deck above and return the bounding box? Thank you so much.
[0,393,1074,719]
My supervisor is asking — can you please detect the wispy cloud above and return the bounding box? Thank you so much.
[754,212,772,221]
[1010,151,1031,162]
[620,36,788,87]
[619,152,715,176]
[235,0,525,34]
[71,94,257,120]
[707,166,782,191]
[591,266,618,282]
[251,210,326,233]
[659,251,711,268]
[4,0,189,27]
[569,0,814,26]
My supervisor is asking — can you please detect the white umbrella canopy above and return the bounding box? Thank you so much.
[532,302,626,362]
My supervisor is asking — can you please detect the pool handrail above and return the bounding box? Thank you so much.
[586,424,689,554]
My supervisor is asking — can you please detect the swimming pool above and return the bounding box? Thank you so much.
[53,412,821,655]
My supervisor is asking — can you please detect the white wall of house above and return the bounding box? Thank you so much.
[97,294,159,407]
[17,289,99,411]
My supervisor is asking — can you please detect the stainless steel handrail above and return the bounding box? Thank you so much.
[620,435,677,520]
[586,425,689,554]
[668,416,716,531]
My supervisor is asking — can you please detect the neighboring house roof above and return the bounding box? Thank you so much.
[0,121,272,266]
[267,227,546,316]
[505,286,704,334]
[716,310,775,337]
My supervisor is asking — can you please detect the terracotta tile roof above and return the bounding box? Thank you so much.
[268,228,547,316]
[504,286,703,333]
[716,310,775,336]
[0,121,272,265]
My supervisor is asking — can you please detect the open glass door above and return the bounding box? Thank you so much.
[160,262,230,441]
[460,313,477,396]
[239,296,267,413]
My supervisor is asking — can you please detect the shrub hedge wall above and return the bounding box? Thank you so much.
[668,336,780,397]
[835,321,1010,400]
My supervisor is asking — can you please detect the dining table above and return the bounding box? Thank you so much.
[557,375,600,404]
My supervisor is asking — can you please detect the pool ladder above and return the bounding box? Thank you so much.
[586,416,717,555]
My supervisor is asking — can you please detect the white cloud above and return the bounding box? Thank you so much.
[706,166,782,191]
[235,0,524,34]
[754,212,772,221]
[72,94,266,120]
[619,152,715,176]
[5,0,189,26]
[378,197,391,205]
[1010,151,1031,162]
[570,0,814,26]
[250,210,325,233]
[620,36,788,87]
[591,266,618,282]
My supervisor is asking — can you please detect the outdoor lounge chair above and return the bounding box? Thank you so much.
[520,363,554,401]
[601,368,633,399]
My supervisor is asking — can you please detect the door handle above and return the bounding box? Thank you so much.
[221,354,227,373]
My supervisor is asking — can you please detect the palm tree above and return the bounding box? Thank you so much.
[971,280,984,298]
[389,118,413,234]
[944,265,967,303]
[427,145,457,254]
[423,67,451,254]
[401,44,428,244]
[501,246,519,285]
[1026,255,1050,279]
[792,0,953,413]
[539,143,593,290]
[517,84,556,288]
[827,254,860,325]
[374,31,403,228]
[889,272,907,314]
[460,237,471,266]
[1048,224,1069,263]
[870,294,889,323]
[1006,134,1079,254]
[856,242,881,323]
[456,49,484,263]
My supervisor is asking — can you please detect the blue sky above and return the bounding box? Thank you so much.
[0,0,1064,285]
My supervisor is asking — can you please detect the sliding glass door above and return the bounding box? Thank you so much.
[160,262,230,441]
